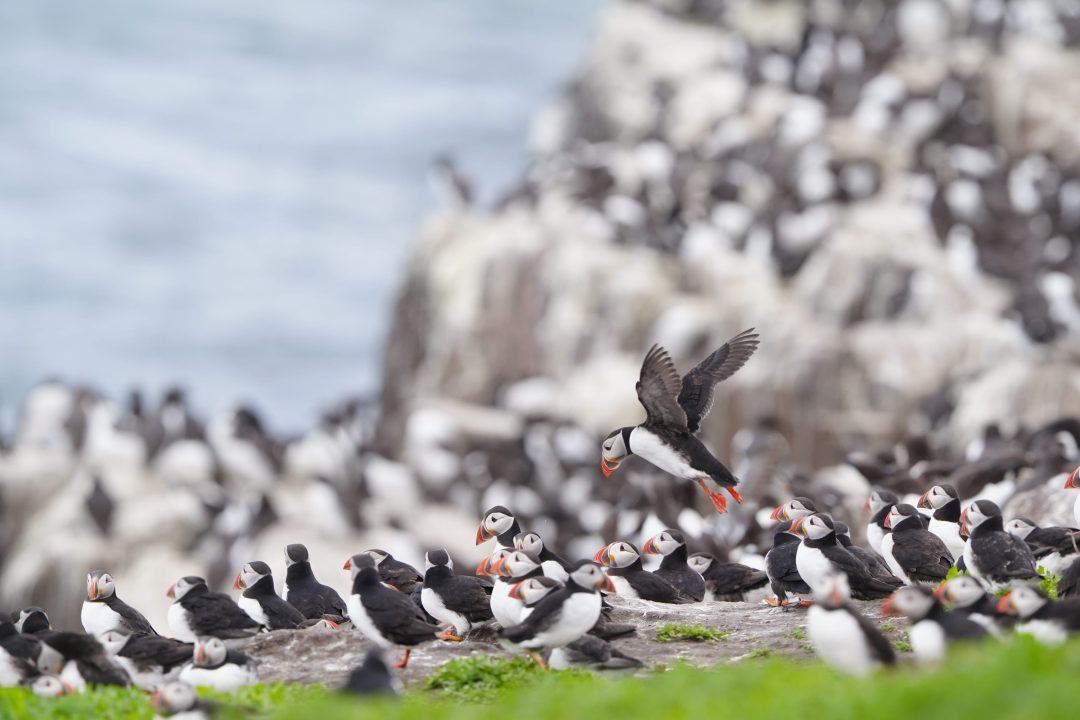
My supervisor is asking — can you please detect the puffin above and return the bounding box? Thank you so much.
[513,532,571,582]
[960,499,1038,591]
[806,571,895,677]
[166,576,261,642]
[1004,518,1079,575]
[234,561,306,630]
[489,550,543,627]
[765,497,818,606]
[1065,467,1080,527]
[28,675,75,698]
[833,522,899,587]
[177,637,257,692]
[282,543,348,623]
[343,554,439,668]
[42,631,131,689]
[508,576,563,618]
[14,607,52,636]
[882,587,987,664]
[916,484,966,560]
[685,553,768,602]
[0,623,40,687]
[97,628,192,690]
[998,585,1080,644]
[548,633,643,672]
[343,649,401,696]
[594,541,695,603]
[81,571,158,637]
[880,504,954,586]
[788,513,901,600]
[475,506,522,548]
[358,549,424,595]
[865,488,900,555]
[643,529,706,601]
[151,681,218,719]
[935,576,1005,635]
[420,548,494,640]
[600,329,760,513]
[498,560,613,667]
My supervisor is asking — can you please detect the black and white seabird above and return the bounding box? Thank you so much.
[864,488,900,555]
[166,576,261,643]
[14,607,52,636]
[548,633,643,672]
[343,649,402,696]
[1,619,63,679]
[960,499,1038,591]
[883,587,987,664]
[177,636,257,692]
[643,529,706,601]
[880,504,954,586]
[685,553,768,602]
[475,506,522,549]
[343,554,439,668]
[508,576,563,616]
[594,541,695,603]
[1004,517,1079,576]
[806,571,895,677]
[282,543,348,623]
[600,329,760,513]
[97,628,192,690]
[916,484,966,560]
[935,576,1004,635]
[234,561,306,630]
[43,631,131,690]
[833,522,899,587]
[514,532,572,582]
[27,674,75,698]
[420,548,494,640]
[489,549,543,627]
[0,621,43,687]
[1065,467,1080,527]
[997,585,1080,645]
[358,549,424,595]
[81,571,158,637]
[498,560,612,667]
[151,681,218,719]
[789,513,901,600]
[765,497,818,606]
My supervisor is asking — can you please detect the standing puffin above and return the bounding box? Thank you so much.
[82,571,158,637]
[489,550,543,627]
[789,514,901,600]
[643,529,706,602]
[475,506,522,548]
[600,329,760,513]
[960,500,1038,591]
[357,549,424,595]
[685,553,768,602]
[834,522,899,587]
[998,585,1080,644]
[166,577,261,643]
[1004,518,1079,576]
[765,497,819,606]
[806,571,895,677]
[343,554,438,668]
[420,549,494,640]
[97,629,192,690]
[916,484,966,561]
[178,637,257,692]
[234,561,306,630]
[282,544,348,623]
[880,504,954,586]
[343,649,401,696]
[513,532,571,582]
[594,541,694,603]
[883,587,986,664]
[865,489,900,555]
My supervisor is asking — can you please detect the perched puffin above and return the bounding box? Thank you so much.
[1004,518,1079,575]
[489,550,543,627]
[43,631,131,690]
[282,544,348,623]
[935,576,1004,635]
[686,553,768,602]
[98,629,192,690]
[834,523,899,587]
[343,649,401,696]
[916,484,966,560]
[880,504,954,586]
[514,532,571,582]
[865,488,900,555]
[765,497,817,606]
[882,587,986,664]
[508,575,563,617]
[960,500,1038,591]
[420,548,494,640]
[1065,467,1080,527]
[358,549,424,595]
[166,576,261,642]
[600,329,760,513]
[806,571,895,677]
[498,560,613,667]
[594,541,694,603]
[233,561,305,630]
[643,529,706,601]
[548,633,643,671]
[82,571,158,637]
[151,681,218,719]
[0,623,40,687]
[998,585,1080,644]
[789,514,901,600]
[475,506,522,548]
[343,554,438,668]
[178,637,257,692]
[27,675,75,698]
[14,607,52,636]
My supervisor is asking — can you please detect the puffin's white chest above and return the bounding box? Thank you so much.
[1073,494,1080,530]
[1018,619,1067,645]
[880,535,914,586]
[866,524,885,554]
[115,655,164,691]
[927,518,965,560]
[795,544,835,594]
[179,661,256,692]
[346,594,391,648]
[81,601,120,637]
[806,606,876,677]
[541,561,569,583]
[609,575,639,599]
[421,588,470,634]
[521,592,601,650]
[629,427,697,480]
[909,619,946,664]
[238,595,268,627]
[168,602,197,643]
[490,580,521,627]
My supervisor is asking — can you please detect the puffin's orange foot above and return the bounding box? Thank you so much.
[439,629,463,642]
[708,491,729,514]
[764,596,782,607]
[394,649,412,669]
[798,599,813,608]
[727,486,743,504]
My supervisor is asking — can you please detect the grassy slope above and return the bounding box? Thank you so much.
[3,636,1078,719]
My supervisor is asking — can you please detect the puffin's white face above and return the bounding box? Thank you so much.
[885,505,908,530]
[866,490,894,515]
[999,586,1046,619]
[1004,518,1035,539]
[86,572,115,601]
[772,498,814,522]
[509,577,559,605]
[883,587,935,620]
[791,514,832,541]
[478,548,511,576]
[153,682,197,713]
[601,431,629,469]
[937,576,984,608]
[595,541,639,568]
[98,629,130,655]
[569,562,615,592]
[29,675,70,698]
[194,637,227,667]
[960,502,991,535]
[642,531,681,556]
[167,576,202,602]
[235,563,266,591]
[514,532,545,556]
[686,553,714,575]
[35,644,65,675]
[918,485,954,511]
[816,571,851,607]
[501,550,540,578]
[480,511,514,540]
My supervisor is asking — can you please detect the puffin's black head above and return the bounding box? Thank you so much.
[642,529,686,557]
[600,427,634,478]
[425,548,452,573]
[960,499,1002,537]
[344,554,379,583]
[167,576,206,602]
[152,682,198,714]
[770,497,817,522]
[1004,517,1037,539]
[285,544,309,565]
[235,561,271,591]
[788,512,836,542]
[513,531,546,556]
[882,586,936,621]
[997,585,1049,619]
[85,570,116,602]
[917,483,958,511]
[359,548,391,566]
[593,540,640,568]
[865,488,899,514]
[686,552,715,575]
[884,503,923,532]
[566,560,616,593]
[476,506,516,545]
[15,607,50,634]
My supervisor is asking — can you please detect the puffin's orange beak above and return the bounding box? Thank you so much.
[600,456,618,477]
[476,558,490,576]
[863,497,871,512]
[508,581,525,601]
[476,524,494,545]
[770,504,785,521]
[997,593,1015,615]
[642,537,657,555]
[593,544,610,564]
[233,572,244,590]
[787,518,805,536]
[87,576,98,601]
[599,573,616,593]
[881,594,897,616]
[166,583,175,600]
[195,645,207,664]
[883,513,893,530]
[490,557,507,576]
[1066,468,1080,489]
[959,509,970,538]
[934,583,950,603]
[916,491,930,509]
[343,557,353,570]
[829,588,844,606]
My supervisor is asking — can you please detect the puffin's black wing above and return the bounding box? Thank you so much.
[107,596,158,636]
[185,593,261,638]
[841,605,896,666]
[890,530,953,582]
[626,572,695,604]
[363,586,439,645]
[939,611,989,640]
[122,636,193,672]
[677,329,759,433]
[974,533,1038,580]
[704,562,769,598]
[442,577,495,622]
[260,595,307,629]
[499,588,572,643]
[822,546,900,599]
[766,542,809,596]
[636,345,688,430]
[381,560,424,594]
[655,565,706,602]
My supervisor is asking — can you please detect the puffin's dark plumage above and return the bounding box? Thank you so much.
[283,544,348,622]
[344,650,399,695]
[82,571,158,637]
[168,576,261,641]
[235,561,306,630]
[365,549,424,595]
[643,529,705,602]
[597,542,695,604]
[961,500,1038,589]
[791,513,901,600]
[881,504,954,585]
[43,631,130,687]
[420,548,494,638]
[345,555,438,668]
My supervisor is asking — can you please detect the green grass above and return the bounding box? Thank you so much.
[656,623,731,643]
[894,640,913,653]
[880,623,896,632]
[1038,567,1061,600]
[784,627,806,640]
[7,637,1080,719]
[945,565,964,581]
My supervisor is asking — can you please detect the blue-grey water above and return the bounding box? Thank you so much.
[0,0,603,432]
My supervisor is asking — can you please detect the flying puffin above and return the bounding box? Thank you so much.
[343,649,402,696]
[282,543,348,623]
[420,549,494,640]
[498,560,613,667]
[166,576,261,642]
[685,553,768,602]
[357,549,424,595]
[916,484,966,560]
[97,629,192,690]
[81,571,158,637]
[880,504,954,586]
[882,587,987,664]
[600,329,760,513]
[864,488,900,555]
[514,532,572,582]
[234,561,306,630]
[998,585,1080,644]
[475,506,522,548]
[788,513,901,600]
[960,500,1038,591]
[151,681,218,719]
[806,571,895,677]
[343,554,439,668]
[489,550,543,627]
[594,541,695,603]
[1004,517,1080,576]
[935,576,1005,635]
[178,637,257,692]
[643,529,706,601]
[765,497,819,606]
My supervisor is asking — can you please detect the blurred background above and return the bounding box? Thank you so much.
[3,0,1080,632]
